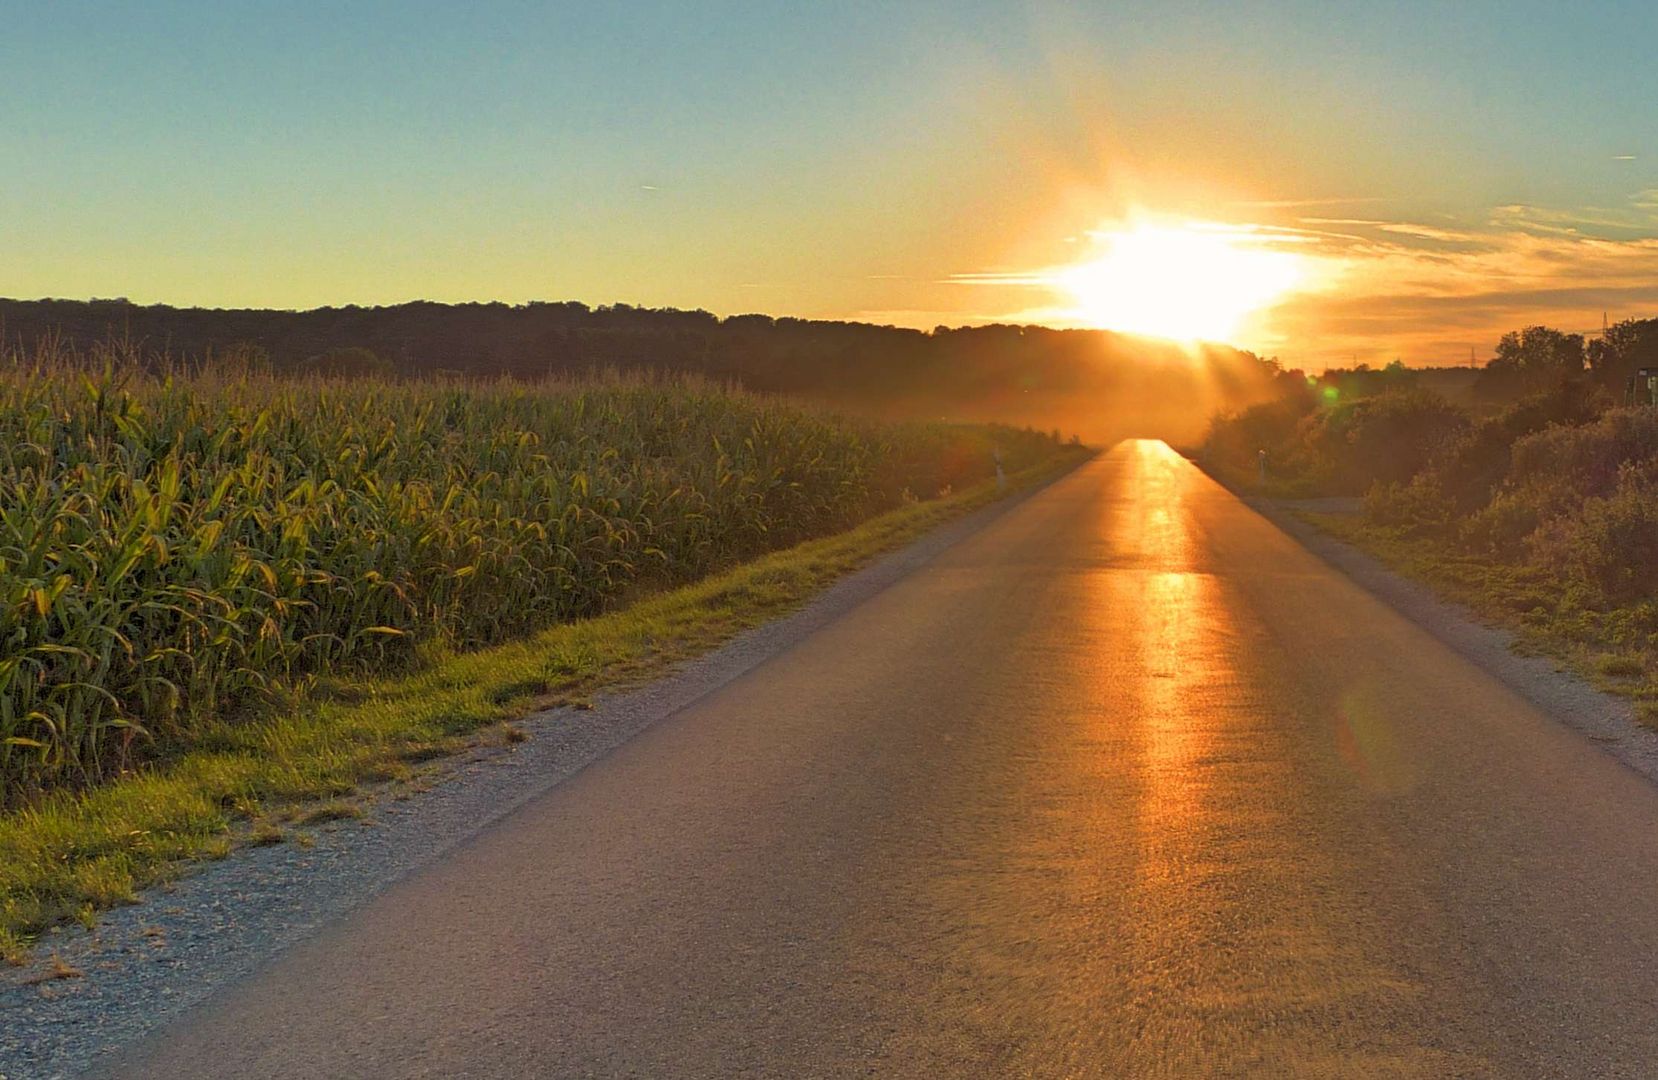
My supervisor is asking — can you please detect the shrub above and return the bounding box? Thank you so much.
[1299,389,1469,493]
[1364,474,1456,533]
[1457,490,1545,558]
[1427,381,1611,513]
[1202,385,1471,496]
[1508,407,1658,509]
[1200,386,1317,471]
[1529,461,1658,603]
[1438,405,1658,561]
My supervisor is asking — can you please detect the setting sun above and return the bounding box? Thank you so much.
[1054,222,1306,343]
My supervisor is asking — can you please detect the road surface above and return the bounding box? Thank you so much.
[103,442,1658,1078]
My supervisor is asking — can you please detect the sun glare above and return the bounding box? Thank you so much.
[1054,221,1304,343]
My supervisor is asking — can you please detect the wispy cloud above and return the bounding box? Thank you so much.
[851,307,1013,327]
[947,270,1049,287]
[1342,221,1482,244]
[1231,196,1387,209]
[1264,192,1658,364]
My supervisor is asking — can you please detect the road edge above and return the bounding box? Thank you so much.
[1242,495,1658,786]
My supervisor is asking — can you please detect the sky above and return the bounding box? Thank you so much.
[6,0,1658,368]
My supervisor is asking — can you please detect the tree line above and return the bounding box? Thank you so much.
[1476,318,1658,400]
[0,298,1286,442]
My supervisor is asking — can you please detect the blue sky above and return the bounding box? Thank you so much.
[5,1,1658,365]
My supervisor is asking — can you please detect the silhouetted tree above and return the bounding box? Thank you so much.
[1587,317,1658,393]
[1477,325,1585,397]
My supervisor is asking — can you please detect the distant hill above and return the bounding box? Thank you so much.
[0,298,1288,443]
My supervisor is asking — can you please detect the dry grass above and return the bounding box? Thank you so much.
[290,801,365,827]
[22,951,82,985]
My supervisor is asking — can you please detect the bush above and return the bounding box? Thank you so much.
[1458,489,1546,558]
[1508,407,1658,505]
[1202,385,1471,496]
[1300,389,1469,493]
[1365,474,1456,533]
[1529,461,1658,603]
[1427,381,1610,512]
[1200,386,1317,472]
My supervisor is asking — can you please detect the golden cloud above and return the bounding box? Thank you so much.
[1264,195,1658,367]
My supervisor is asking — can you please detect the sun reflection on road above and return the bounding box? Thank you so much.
[1122,442,1215,895]
[1101,440,1440,1072]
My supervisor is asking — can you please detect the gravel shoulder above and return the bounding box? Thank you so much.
[0,477,1060,1080]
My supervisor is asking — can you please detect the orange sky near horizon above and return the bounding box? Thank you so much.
[7,3,1658,372]
[904,195,1658,371]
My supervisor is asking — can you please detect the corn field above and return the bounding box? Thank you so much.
[0,362,1063,803]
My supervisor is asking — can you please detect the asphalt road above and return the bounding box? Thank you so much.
[102,442,1658,1078]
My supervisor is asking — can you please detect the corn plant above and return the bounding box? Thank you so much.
[0,358,1064,803]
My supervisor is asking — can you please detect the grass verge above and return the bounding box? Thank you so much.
[0,449,1090,959]
[1301,511,1658,724]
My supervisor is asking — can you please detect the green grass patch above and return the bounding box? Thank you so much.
[1633,701,1658,727]
[0,450,1088,951]
[1598,654,1646,679]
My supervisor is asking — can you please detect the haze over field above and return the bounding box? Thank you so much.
[7,3,1658,369]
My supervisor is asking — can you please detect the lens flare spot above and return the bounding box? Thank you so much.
[1334,684,1414,794]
